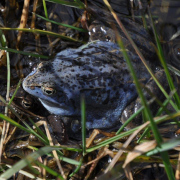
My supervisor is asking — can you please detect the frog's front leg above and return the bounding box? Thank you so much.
[120,70,170,130]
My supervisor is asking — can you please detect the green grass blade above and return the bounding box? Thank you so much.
[36,161,63,179]
[5,164,43,180]
[0,27,84,43]
[116,106,144,135]
[27,117,50,143]
[0,113,47,144]
[147,137,180,156]
[0,146,64,179]
[34,13,87,32]
[29,146,81,165]
[148,7,180,109]
[167,64,180,76]
[155,90,176,116]
[0,95,48,143]
[0,46,49,59]
[42,0,48,19]
[8,80,22,105]
[0,30,7,47]
[138,90,180,143]
[116,98,157,135]
[58,156,81,165]
[81,94,86,155]
[69,157,83,177]
[53,145,82,152]
[45,0,85,9]
[137,127,150,143]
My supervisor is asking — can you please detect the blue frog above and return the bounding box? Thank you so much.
[23,36,165,132]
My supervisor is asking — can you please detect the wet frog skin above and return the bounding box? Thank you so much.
[23,40,160,131]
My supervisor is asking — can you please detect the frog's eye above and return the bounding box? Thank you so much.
[41,86,56,95]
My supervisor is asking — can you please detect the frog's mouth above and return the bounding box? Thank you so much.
[39,98,71,115]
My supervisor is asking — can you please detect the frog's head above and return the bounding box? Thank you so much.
[22,61,78,116]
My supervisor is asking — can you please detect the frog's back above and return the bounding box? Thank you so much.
[54,41,152,92]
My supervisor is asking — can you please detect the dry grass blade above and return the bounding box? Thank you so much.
[35,121,65,179]
[105,121,150,173]
[0,121,6,163]
[124,164,133,180]
[123,140,157,168]
[84,146,111,180]
[122,139,156,180]
[0,31,10,164]
[31,0,38,29]
[16,0,30,49]
[170,29,180,40]
[176,152,180,180]
[86,129,100,148]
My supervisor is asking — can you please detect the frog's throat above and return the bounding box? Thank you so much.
[38,98,71,115]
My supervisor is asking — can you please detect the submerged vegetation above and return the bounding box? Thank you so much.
[0,0,180,179]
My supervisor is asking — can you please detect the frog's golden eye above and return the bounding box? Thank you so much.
[41,86,56,95]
